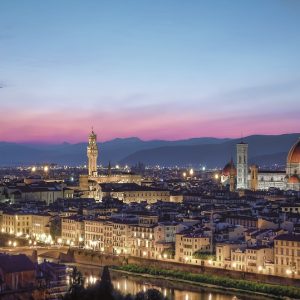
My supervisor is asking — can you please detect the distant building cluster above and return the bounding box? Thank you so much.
[221,138,300,191]
[0,130,300,299]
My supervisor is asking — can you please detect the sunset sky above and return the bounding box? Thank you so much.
[0,0,300,143]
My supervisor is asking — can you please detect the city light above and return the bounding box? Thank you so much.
[0,4,299,298]
[258,266,263,272]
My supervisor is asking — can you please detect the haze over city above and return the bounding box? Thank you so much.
[1,0,300,143]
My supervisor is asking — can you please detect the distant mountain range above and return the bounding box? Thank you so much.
[0,134,299,168]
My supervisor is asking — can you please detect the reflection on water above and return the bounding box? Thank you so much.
[77,265,255,300]
[111,276,240,300]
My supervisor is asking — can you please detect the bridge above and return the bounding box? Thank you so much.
[0,245,70,261]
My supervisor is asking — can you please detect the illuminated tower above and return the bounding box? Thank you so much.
[236,141,248,189]
[87,129,98,176]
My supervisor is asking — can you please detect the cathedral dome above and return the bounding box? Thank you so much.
[222,161,236,176]
[288,175,300,184]
[287,139,300,164]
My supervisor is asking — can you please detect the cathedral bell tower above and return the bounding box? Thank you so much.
[236,141,248,189]
[87,129,98,176]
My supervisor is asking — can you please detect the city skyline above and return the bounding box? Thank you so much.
[1,0,300,143]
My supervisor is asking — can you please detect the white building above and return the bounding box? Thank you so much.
[236,142,248,190]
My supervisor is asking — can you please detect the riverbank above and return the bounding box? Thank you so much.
[66,262,274,300]
[113,264,300,299]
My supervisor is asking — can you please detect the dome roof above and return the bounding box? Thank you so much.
[287,139,300,164]
[288,175,300,184]
[222,160,236,176]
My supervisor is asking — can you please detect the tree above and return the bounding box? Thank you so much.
[64,267,84,300]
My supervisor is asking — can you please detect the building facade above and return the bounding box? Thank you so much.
[236,142,248,190]
[87,130,98,177]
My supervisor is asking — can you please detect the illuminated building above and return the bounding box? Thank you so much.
[222,138,300,191]
[87,130,98,176]
[274,234,300,278]
[236,141,248,190]
[80,129,142,199]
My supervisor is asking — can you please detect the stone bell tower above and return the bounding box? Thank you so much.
[87,129,98,176]
[236,141,248,189]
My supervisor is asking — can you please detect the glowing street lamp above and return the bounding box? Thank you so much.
[31,166,36,172]
[189,168,194,176]
[44,166,49,172]
[258,265,263,272]
[183,172,187,178]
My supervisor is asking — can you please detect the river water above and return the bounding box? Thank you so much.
[73,264,273,300]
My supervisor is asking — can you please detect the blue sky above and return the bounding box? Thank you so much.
[0,0,299,142]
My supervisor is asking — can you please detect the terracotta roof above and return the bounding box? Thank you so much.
[287,139,300,164]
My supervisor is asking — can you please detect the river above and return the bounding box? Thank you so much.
[71,263,274,300]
